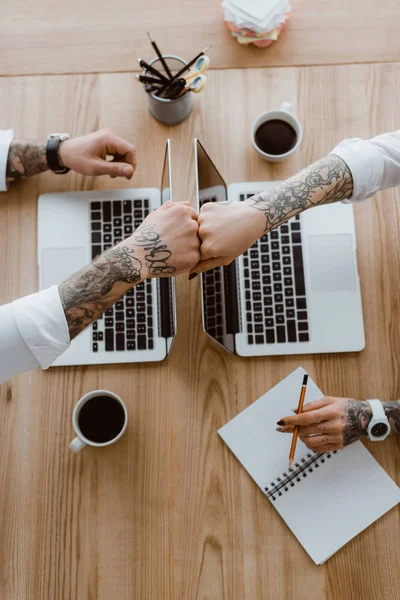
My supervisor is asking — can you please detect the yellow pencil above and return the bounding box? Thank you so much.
[288,374,308,470]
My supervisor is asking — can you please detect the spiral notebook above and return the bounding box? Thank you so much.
[218,368,400,564]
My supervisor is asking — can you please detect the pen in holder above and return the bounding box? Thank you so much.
[143,55,194,126]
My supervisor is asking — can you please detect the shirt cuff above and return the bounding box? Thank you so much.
[11,286,70,370]
[0,129,14,191]
[330,138,385,203]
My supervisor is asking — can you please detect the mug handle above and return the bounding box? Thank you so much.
[281,101,292,113]
[69,436,86,453]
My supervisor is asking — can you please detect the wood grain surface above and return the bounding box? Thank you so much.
[1,0,400,76]
[0,64,399,599]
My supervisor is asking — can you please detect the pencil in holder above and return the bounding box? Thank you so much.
[144,55,194,126]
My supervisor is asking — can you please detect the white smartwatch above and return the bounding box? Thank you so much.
[366,400,390,441]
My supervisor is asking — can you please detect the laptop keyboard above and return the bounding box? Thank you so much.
[240,193,309,345]
[200,197,225,344]
[203,261,224,342]
[90,199,155,352]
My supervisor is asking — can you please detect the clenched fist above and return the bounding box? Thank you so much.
[128,201,200,278]
[189,200,265,276]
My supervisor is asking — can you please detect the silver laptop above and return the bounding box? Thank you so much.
[38,140,177,366]
[194,139,365,356]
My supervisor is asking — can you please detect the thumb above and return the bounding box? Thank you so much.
[189,257,225,277]
[94,159,134,179]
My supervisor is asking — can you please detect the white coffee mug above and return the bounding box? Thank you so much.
[69,389,128,453]
[251,101,303,162]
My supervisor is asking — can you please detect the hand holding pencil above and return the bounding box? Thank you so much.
[277,393,375,453]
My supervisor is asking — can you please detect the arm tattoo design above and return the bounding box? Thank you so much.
[341,400,372,446]
[341,400,400,446]
[133,224,176,276]
[6,140,48,180]
[246,154,354,231]
[59,246,142,339]
[383,401,400,433]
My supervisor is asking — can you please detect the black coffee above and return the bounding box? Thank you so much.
[78,396,125,444]
[255,119,297,156]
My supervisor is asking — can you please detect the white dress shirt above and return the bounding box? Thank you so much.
[0,129,70,384]
[331,130,400,202]
[2,129,400,383]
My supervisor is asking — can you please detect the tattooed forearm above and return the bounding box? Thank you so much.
[383,400,400,433]
[59,245,143,339]
[342,400,400,446]
[342,400,372,446]
[246,154,354,231]
[6,140,48,180]
[133,224,176,276]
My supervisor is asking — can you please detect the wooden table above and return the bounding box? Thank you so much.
[1,0,400,75]
[0,24,400,600]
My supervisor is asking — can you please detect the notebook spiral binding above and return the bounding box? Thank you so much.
[264,451,338,501]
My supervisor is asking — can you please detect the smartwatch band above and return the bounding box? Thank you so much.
[366,399,386,418]
[46,134,70,174]
[366,399,390,440]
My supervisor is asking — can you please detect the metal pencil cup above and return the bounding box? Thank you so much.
[145,55,194,126]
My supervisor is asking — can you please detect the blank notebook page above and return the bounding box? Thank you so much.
[219,367,400,564]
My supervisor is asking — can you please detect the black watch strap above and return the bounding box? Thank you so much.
[46,134,70,174]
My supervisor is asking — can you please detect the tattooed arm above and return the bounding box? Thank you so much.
[59,244,145,339]
[5,129,137,183]
[245,154,353,231]
[6,139,48,181]
[0,201,199,383]
[60,201,200,339]
[276,397,400,452]
[191,154,353,275]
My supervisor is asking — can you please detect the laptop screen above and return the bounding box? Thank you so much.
[194,139,240,353]
[158,139,177,354]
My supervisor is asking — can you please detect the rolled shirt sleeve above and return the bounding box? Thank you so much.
[331,130,400,203]
[0,286,70,383]
[0,129,14,191]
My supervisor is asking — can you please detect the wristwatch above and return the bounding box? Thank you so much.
[46,133,70,174]
[365,400,390,441]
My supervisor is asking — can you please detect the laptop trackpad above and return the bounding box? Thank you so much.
[307,234,356,293]
[41,247,86,288]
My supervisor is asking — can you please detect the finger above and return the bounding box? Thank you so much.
[103,132,137,172]
[92,159,134,179]
[177,203,199,220]
[299,434,340,450]
[189,257,224,276]
[277,406,335,427]
[277,420,337,434]
[199,240,217,261]
[301,397,333,413]
[296,420,339,435]
[160,200,174,210]
[200,200,231,211]
[278,421,340,435]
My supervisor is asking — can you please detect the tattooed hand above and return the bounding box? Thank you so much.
[59,201,200,338]
[276,396,373,452]
[134,200,200,278]
[189,153,354,276]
